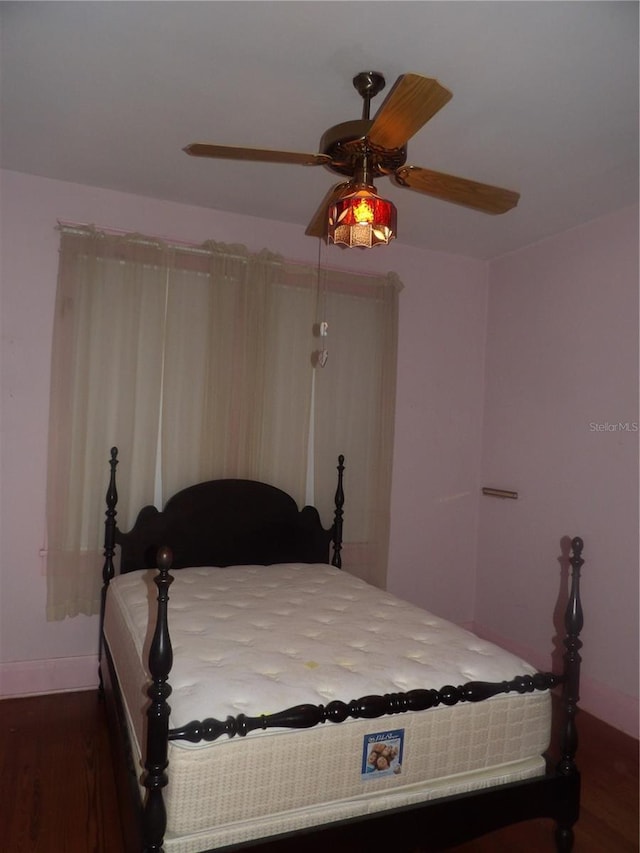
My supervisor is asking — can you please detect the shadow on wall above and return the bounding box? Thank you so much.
[552,536,574,675]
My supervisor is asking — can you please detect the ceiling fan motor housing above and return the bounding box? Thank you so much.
[319,120,408,179]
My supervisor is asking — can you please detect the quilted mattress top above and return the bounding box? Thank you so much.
[107,563,538,739]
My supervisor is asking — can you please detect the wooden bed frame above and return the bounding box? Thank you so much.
[99,447,584,853]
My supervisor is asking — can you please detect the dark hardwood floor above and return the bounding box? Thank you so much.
[0,691,124,853]
[0,690,637,852]
[448,706,639,852]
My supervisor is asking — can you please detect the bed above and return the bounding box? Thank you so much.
[99,447,584,853]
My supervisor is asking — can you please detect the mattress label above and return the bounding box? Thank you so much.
[361,729,404,779]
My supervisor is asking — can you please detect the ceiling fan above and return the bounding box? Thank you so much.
[183,71,520,245]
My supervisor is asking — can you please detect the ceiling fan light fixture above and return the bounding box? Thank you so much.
[327,185,397,248]
[185,71,520,238]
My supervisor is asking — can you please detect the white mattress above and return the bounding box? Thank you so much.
[104,563,551,851]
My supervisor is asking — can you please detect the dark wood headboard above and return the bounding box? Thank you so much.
[102,448,344,577]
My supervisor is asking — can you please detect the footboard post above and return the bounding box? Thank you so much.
[555,536,585,852]
[99,447,119,694]
[558,536,584,776]
[331,454,345,569]
[142,547,174,853]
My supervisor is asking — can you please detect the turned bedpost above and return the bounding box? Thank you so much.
[98,447,119,691]
[554,536,584,852]
[557,536,584,777]
[331,454,345,569]
[142,546,174,853]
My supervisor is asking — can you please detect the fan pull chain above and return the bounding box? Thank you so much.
[313,239,329,368]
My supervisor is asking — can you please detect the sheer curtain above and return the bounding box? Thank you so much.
[46,226,401,619]
[47,231,168,620]
[312,270,401,588]
[160,246,316,501]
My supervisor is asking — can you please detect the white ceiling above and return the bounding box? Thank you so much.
[1,1,638,259]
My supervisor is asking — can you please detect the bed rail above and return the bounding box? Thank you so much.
[168,669,563,744]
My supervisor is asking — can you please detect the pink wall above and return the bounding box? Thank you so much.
[1,169,636,737]
[0,169,487,693]
[386,255,488,623]
[476,205,639,737]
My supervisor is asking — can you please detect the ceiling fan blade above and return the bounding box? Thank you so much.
[367,74,453,149]
[393,166,520,214]
[305,182,352,238]
[183,143,331,167]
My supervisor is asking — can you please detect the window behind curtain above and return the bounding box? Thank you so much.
[46,226,401,620]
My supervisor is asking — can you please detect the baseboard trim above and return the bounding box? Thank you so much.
[0,655,99,698]
[471,622,639,740]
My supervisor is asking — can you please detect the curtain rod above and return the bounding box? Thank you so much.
[57,221,262,262]
[56,220,400,283]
